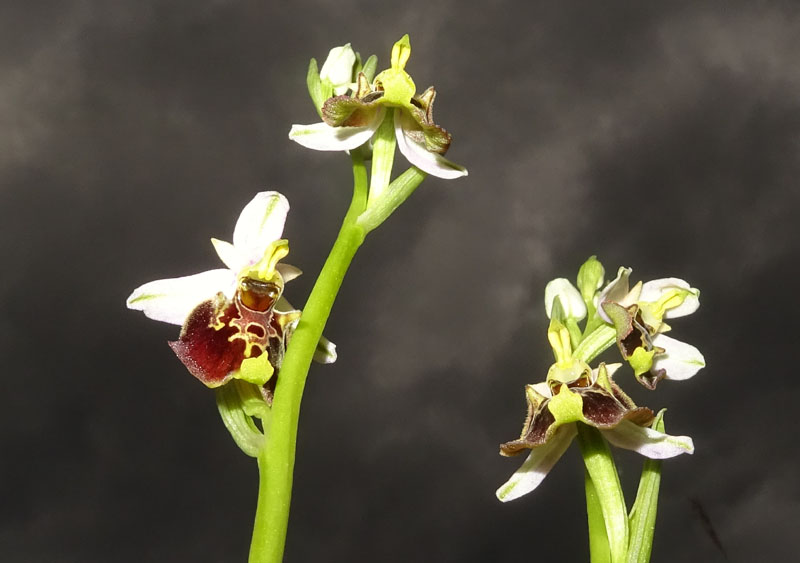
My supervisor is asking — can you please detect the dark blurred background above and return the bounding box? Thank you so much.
[1,1,798,561]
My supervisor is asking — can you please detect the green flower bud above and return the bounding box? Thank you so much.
[577,255,605,303]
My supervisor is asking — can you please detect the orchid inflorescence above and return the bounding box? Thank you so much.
[125,36,468,562]
[125,36,467,448]
[496,256,705,563]
[497,256,704,501]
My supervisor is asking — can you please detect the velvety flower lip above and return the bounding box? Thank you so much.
[126,192,336,389]
[289,36,467,180]
[496,363,694,502]
[597,267,705,389]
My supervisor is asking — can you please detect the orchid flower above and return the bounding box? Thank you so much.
[126,191,335,396]
[496,318,694,502]
[289,35,467,180]
[598,267,705,389]
[496,359,694,502]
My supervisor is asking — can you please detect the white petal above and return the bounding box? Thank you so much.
[394,112,468,179]
[276,263,303,283]
[651,333,705,380]
[232,192,290,267]
[640,278,700,318]
[603,420,694,459]
[275,296,299,314]
[495,424,576,502]
[597,267,632,323]
[544,278,587,320]
[313,336,338,364]
[126,269,236,325]
[211,238,244,271]
[289,113,383,151]
[530,381,552,399]
[590,363,623,381]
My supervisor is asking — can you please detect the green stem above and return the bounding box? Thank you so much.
[368,109,397,206]
[247,155,368,563]
[576,424,629,563]
[573,324,616,365]
[356,167,427,233]
[626,411,665,563]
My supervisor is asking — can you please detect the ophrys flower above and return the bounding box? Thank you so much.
[598,268,704,389]
[289,35,467,180]
[126,192,335,394]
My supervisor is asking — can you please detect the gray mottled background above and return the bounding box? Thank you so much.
[1,1,798,561]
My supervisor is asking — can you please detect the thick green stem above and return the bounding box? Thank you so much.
[247,156,368,563]
[577,424,629,563]
[585,469,612,563]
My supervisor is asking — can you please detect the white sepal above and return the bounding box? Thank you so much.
[597,267,633,323]
[640,277,700,318]
[496,424,576,502]
[393,111,468,179]
[651,333,705,380]
[233,192,289,266]
[603,420,694,459]
[126,269,236,325]
[289,110,384,152]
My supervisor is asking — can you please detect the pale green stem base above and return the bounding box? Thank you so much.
[577,424,629,563]
[584,468,612,563]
